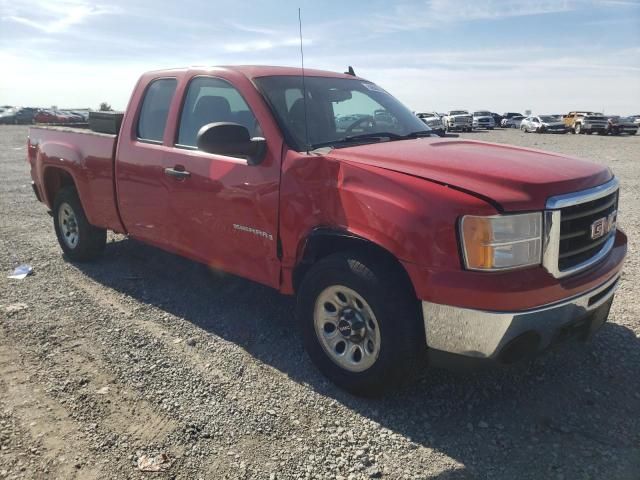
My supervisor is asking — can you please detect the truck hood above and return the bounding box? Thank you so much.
[327,138,612,211]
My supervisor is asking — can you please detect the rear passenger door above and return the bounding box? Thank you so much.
[163,75,281,288]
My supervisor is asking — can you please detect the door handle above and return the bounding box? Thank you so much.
[164,166,191,179]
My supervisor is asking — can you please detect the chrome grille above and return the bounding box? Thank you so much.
[543,178,619,278]
[558,191,617,270]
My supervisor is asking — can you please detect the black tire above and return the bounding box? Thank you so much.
[297,252,424,396]
[53,187,106,261]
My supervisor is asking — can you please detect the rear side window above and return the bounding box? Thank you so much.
[137,78,177,142]
[177,77,260,148]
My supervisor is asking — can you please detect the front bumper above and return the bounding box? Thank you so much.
[422,272,620,364]
[473,120,495,128]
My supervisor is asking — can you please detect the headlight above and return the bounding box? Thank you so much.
[459,213,542,271]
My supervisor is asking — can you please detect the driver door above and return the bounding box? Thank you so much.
[162,74,282,288]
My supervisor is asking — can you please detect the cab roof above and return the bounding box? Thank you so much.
[144,65,361,80]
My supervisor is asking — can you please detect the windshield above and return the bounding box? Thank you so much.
[585,116,606,121]
[450,110,468,115]
[539,116,557,122]
[255,76,428,151]
[473,111,491,116]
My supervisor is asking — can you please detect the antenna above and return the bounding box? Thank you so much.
[298,8,310,153]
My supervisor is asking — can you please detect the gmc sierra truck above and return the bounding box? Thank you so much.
[28,66,627,395]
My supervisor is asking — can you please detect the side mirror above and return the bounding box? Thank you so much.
[196,122,267,165]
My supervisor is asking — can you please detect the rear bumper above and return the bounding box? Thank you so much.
[422,272,620,365]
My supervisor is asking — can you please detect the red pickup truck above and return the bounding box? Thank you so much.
[27,66,626,395]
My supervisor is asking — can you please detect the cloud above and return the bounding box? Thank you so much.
[362,0,581,32]
[225,21,280,36]
[223,38,310,53]
[1,0,119,34]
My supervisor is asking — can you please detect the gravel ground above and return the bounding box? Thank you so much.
[1,125,639,480]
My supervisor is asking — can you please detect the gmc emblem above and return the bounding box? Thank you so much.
[590,211,617,240]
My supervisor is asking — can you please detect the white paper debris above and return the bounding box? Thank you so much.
[8,264,33,280]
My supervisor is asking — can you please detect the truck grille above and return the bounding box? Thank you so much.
[558,191,618,271]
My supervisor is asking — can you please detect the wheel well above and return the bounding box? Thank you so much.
[43,168,75,206]
[293,229,415,296]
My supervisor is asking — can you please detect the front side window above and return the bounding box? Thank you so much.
[137,78,177,142]
[255,76,428,151]
[177,77,260,148]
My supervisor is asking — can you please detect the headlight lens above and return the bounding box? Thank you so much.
[460,213,542,270]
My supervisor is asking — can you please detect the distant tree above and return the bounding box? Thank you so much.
[99,102,113,111]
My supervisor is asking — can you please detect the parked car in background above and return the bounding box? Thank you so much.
[70,110,90,122]
[502,115,525,128]
[34,110,60,123]
[0,107,17,124]
[501,112,523,122]
[15,107,39,124]
[576,114,608,135]
[491,113,503,127]
[563,111,607,134]
[62,111,86,123]
[628,115,640,127]
[443,110,472,132]
[520,115,567,134]
[335,113,370,131]
[416,112,445,136]
[472,111,495,130]
[607,116,639,136]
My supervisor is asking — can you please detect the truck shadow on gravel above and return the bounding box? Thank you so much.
[75,237,640,479]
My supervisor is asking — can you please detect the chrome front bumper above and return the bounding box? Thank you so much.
[422,273,620,363]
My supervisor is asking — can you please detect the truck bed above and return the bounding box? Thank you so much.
[28,126,124,232]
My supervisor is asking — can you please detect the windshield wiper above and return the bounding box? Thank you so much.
[309,130,433,150]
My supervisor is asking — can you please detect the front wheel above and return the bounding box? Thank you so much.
[575,123,582,134]
[297,252,423,396]
[53,187,106,261]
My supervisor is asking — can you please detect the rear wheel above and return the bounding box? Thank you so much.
[297,252,423,396]
[53,187,106,261]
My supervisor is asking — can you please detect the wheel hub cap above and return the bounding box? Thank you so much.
[337,308,366,342]
[314,285,381,373]
[58,202,79,249]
